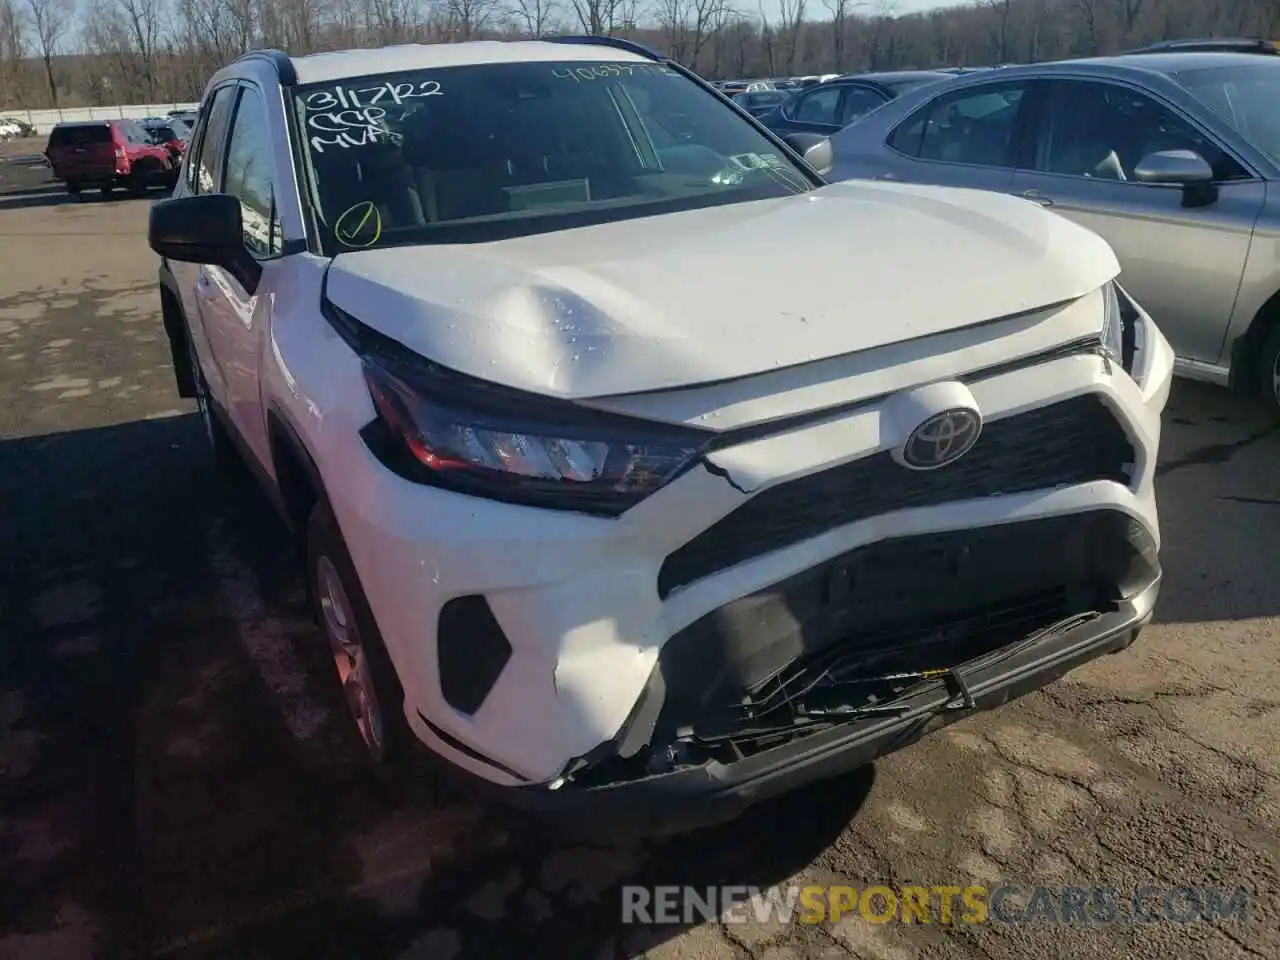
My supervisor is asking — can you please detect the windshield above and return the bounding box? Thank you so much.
[292,60,813,254]
[1176,63,1280,165]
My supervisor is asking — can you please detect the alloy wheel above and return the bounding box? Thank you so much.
[316,554,386,761]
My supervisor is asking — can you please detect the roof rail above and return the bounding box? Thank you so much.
[544,35,665,62]
[1123,37,1279,55]
[235,49,299,85]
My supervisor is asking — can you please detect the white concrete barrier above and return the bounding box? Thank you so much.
[2,103,201,135]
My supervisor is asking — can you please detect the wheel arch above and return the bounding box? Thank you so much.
[266,406,325,537]
[1228,287,1280,397]
[158,263,197,398]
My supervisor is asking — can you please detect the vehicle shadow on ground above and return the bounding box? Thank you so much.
[0,413,873,960]
[0,181,172,211]
[4,381,1278,958]
[0,185,76,210]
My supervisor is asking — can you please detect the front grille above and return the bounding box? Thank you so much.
[659,393,1134,597]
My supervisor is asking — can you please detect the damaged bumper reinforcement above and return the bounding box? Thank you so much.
[424,510,1160,837]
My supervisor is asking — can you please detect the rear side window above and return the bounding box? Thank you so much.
[47,125,111,148]
[889,82,1029,167]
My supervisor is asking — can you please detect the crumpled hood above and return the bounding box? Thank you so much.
[325,180,1120,399]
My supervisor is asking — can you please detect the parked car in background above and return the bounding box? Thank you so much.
[732,89,793,117]
[826,52,1280,410]
[1124,37,1280,56]
[44,119,178,198]
[140,117,191,161]
[758,71,956,137]
[150,37,1170,833]
[0,116,36,139]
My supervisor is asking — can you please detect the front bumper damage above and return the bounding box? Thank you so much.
[433,509,1161,837]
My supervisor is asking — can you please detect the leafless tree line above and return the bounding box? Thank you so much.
[0,0,1276,109]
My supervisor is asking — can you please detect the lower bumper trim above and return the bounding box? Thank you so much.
[424,575,1158,837]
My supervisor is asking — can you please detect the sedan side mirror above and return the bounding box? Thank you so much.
[781,132,833,177]
[149,194,262,293]
[1133,149,1217,207]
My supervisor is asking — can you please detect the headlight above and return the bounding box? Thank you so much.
[342,311,711,517]
[1100,281,1124,366]
[1099,280,1143,381]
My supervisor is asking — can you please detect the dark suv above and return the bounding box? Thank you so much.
[44,120,178,198]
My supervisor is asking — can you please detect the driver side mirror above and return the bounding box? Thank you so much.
[1133,149,1217,207]
[781,132,833,177]
[149,193,262,294]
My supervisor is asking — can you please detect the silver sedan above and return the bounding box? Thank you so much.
[823,52,1280,411]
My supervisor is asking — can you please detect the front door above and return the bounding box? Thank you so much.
[197,84,282,470]
[1011,78,1265,365]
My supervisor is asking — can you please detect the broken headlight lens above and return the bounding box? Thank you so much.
[1100,281,1125,367]
[355,332,711,517]
[1100,280,1144,382]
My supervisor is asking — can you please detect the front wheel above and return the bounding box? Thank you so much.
[186,325,242,476]
[1256,323,1280,415]
[305,501,413,781]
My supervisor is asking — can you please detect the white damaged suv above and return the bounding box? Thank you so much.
[151,37,1173,833]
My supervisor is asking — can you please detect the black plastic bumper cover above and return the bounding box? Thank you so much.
[444,575,1158,837]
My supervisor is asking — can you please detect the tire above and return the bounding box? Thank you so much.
[128,167,150,197]
[186,325,242,477]
[1257,323,1280,415]
[305,500,413,782]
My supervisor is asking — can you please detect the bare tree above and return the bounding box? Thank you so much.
[655,0,690,61]
[568,0,619,34]
[508,0,555,36]
[776,0,804,74]
[445,0,497,37]
[0,0,26,107]
[24,0,72,107]
[821,0,855,70]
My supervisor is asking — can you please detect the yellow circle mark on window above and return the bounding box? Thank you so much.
[335,201,382,248]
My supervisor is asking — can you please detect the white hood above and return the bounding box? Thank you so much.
[325,180,1120,399]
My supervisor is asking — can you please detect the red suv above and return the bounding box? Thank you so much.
[44,119,178,198]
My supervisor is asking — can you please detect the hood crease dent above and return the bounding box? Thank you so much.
[324,181,1120,399]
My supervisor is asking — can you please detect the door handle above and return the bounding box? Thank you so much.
[1021,189,1053,207]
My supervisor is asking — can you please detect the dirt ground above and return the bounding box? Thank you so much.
[0,175,1277,960]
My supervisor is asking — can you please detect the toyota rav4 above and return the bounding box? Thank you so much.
[149,38,1173,834]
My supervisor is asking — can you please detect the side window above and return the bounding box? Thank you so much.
[840,86,889,125]
[1034,80,1247,182]
[791,86,843,124]
[889,83,1029,166]
[222,87,281,258]
[191,86,237,195]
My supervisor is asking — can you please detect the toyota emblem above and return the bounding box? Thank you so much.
[901,408,982,470]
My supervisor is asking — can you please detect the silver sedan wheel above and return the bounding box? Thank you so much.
[316,555,386,761]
